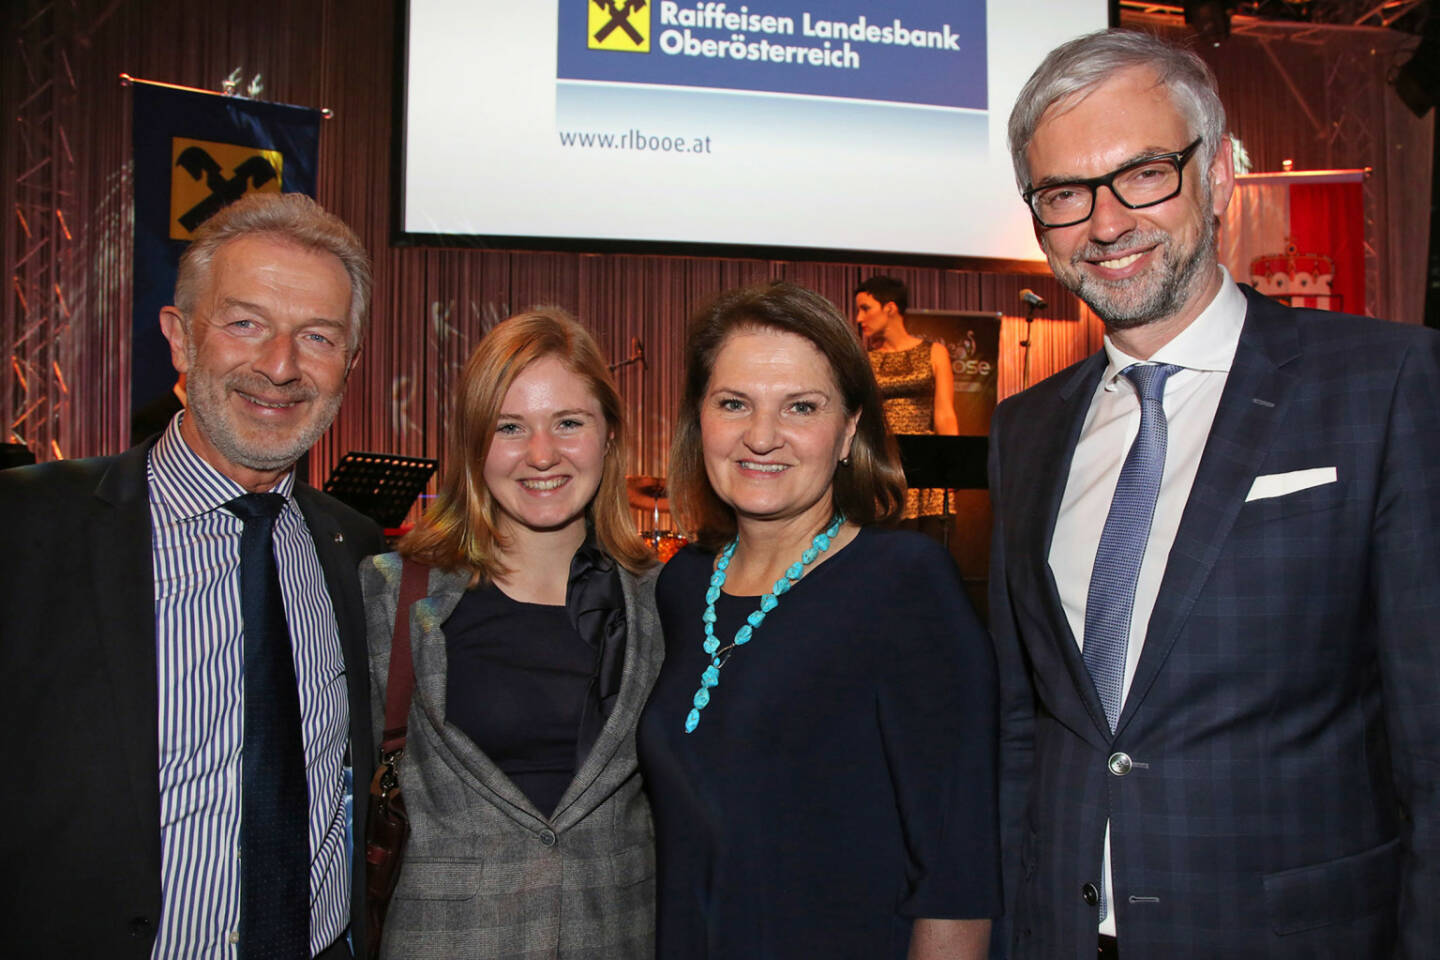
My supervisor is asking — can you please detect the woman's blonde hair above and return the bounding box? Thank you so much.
[400,307,653,581]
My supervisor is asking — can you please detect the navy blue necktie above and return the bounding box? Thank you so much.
[1082,363,1182,733]
[227,493,311,959]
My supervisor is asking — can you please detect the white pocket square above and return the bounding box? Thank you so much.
[1245,467,1338,503]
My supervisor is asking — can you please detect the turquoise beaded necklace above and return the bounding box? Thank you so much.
[684,513,845,733]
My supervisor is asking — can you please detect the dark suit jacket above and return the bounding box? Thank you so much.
[988,287,1440,959]
[0,439,385,958]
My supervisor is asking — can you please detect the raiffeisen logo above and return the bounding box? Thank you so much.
[168,138,283,240]
[589,0,652,53]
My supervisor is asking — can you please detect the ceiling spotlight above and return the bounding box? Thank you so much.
[1185,0,1234,47]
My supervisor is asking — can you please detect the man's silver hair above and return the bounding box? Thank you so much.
[1007,29,1227,194]
[173,192,372,349]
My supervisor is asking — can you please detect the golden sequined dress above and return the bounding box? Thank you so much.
[869,340,947,518]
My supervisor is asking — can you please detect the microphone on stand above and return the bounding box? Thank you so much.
[1018,290,1045,390]
[632,337,646,372]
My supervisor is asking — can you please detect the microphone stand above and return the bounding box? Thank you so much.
[1020,300,1038,390]
[608,337,646,373]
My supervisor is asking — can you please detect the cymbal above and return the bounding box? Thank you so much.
[626,475,668,510]
[626,475,667,499]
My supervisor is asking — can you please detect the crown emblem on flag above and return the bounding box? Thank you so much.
[1251,240,1338,310]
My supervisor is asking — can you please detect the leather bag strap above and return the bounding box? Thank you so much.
[380,558,428,755]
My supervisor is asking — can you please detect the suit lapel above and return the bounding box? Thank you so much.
[1023,352,1118,740]
[294,486,370,765]
[550,567,653,831]
[1116,289,1300,734]
[90,443,164,879]
[296,487,361,658]
[409,569,545,823]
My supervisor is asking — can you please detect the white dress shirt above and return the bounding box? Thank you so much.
[1047,268,1247,937]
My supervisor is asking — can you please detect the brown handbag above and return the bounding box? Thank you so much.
[364,558,428,959]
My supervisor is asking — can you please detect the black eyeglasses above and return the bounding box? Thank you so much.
[1023,138,1204,228]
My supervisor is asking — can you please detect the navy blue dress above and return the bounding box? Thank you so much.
[638,526,1001,959]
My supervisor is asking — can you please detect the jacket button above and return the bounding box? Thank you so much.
[538,828,557,846]
[1108,752,1133,776]
[129,917,155,938]
[1082,882,1100,905]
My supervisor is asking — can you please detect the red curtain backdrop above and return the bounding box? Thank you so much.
[1290,181,1365,316]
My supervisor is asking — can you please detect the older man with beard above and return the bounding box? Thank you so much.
[0,193,386,959]
[986,29,1440,960]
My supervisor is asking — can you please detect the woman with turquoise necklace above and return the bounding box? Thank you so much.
[638,281,1000,959]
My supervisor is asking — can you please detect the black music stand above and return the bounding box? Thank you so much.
[0,442,36,471]
[322,451,438,531]
[893,435,989,548]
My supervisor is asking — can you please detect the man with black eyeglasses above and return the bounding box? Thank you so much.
[986,28,1439,960]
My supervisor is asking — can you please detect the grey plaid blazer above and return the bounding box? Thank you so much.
[362,553,661,959]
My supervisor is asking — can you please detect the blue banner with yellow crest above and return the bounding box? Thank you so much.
[130,81,321,441]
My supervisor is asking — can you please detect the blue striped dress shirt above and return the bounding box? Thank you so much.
[147,417,350,958]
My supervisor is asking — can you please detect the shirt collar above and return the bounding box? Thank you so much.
[1100,265,1247,391]
[148,412,296,520]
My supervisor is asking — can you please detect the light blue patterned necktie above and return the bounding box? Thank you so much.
[1082,361,1181,926]
[1083,362,1182,733]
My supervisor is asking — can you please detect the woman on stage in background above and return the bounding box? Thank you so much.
[639,281,999,959]
[855,275,959,528]
[362,309,660,958]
